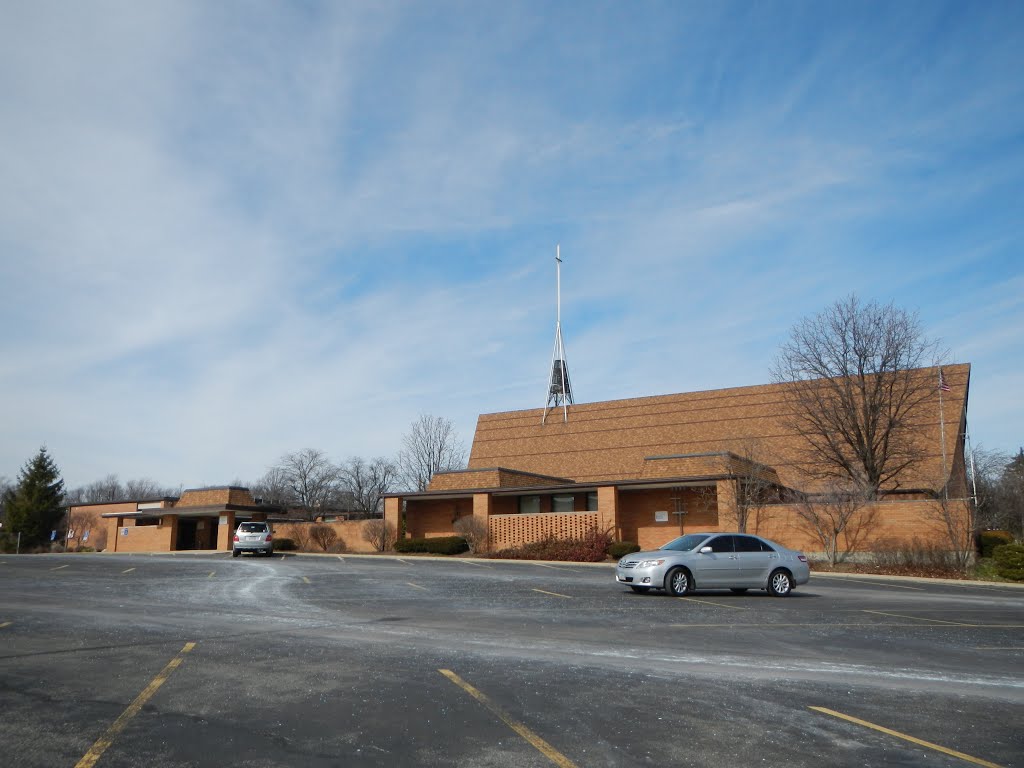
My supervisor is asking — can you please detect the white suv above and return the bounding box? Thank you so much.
[232,522,273,557]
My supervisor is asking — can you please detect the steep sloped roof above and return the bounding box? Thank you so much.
[467,364,970,492]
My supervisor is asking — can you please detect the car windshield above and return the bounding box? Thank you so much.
[660,534,712,552]
[239,523,266,533]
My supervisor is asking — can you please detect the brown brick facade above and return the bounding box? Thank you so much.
[389,365,972,556]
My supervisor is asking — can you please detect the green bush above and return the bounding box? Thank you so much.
[273,538,297,551]
[493,529,612,562]
[395,536,469,555]
[992,544,1024,581]
[607,541,641,560]
[977,531,1014,558]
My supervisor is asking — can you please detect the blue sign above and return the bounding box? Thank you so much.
[50,530,57,541]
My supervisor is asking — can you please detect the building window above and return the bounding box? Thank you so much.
[519,496,540,514]
[586,492,598,511]
[552,495,575,512]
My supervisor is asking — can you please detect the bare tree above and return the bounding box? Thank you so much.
[398,414,467,492]
[771,295,945,495]
[341,456,399,516]
[923,489,976,572]
[66,475,180,505]
[453,515,489,554]
[271,449,343,521]
[968,445,1010,532]
[308,524,339,552]
[727,440,783,534]
[793,485,877,565]
[124,478,175,500]
[363,518,396,552]
[996,448,1024,538]
[250,466,294,506]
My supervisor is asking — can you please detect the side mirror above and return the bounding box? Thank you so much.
[699,546,713,554]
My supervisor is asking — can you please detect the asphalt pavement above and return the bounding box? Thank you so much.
[0,552,1022,767]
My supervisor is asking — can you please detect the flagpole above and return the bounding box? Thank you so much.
[965,418,979,508]
[938,368,948,501]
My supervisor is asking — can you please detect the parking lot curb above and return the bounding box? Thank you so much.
[811,570,1024,589]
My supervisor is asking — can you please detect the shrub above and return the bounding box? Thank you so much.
[395,536,469,555]
[872,538,957,571]
[977,531,1015,559]
[273,538,297,552]
[607,541,641,560]
[993,544,1024,581]
[493,529,612,563]
[309,524,338,552]
[363,518,397,552]
[453,515,489,553]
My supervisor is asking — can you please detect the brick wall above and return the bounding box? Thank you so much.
[273,520,379,553]
[617,487,719,551]
[489,512,599,550]
[405,498,472,538]
[107,519,174,552]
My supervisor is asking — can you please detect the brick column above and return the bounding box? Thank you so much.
[472,493,491,551]
[216,512,235,551]
[715,479,737,531]
[597,485,620,540]
[384,497,402,546]
[106,517,121,552]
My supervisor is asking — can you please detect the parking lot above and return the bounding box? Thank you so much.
[1,552,1022,767]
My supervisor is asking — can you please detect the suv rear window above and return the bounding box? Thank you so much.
[239,523,268,533]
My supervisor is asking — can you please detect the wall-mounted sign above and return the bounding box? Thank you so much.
[122,528,129,536]
[655,510,669,523]
[219,516,228,526]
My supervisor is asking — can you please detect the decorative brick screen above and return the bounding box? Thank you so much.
[489,512,599,549]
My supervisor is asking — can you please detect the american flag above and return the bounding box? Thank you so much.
[938,369,951,392]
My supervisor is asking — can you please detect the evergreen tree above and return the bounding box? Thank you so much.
[3,447,66,549]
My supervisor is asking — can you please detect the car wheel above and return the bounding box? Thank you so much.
[767,569,792,597]
[232,549,240,558]
[629,585,650,594]
[730,588,749,594]
[665,567,691,596]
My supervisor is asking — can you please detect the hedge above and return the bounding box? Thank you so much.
[607,541,641,560]
[395,536,469,555]
[993,543,1024,581]
[978,531,1014,559]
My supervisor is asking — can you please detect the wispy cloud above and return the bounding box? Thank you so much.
[1,1,1021,486]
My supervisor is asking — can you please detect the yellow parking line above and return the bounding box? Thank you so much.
[461,560,492,567]
[336,556,345,562]
[51,564,69,571]
[532,588,572,599]
[439,669,578,768]
[974,646,1024,650]
[407,582,428,591]
[862,610,971,626]
[809,706,1003,768]
[122,568,135,574]
[678,596,748,610]
[207,571,215,578]
[75,642,196,768]
[396,558,410,565]
[302,576,311,584]
[0,621,11,629]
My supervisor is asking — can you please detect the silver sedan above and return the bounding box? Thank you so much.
[615,532,810,597]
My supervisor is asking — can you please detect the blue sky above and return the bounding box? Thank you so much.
[1,1,1021,488]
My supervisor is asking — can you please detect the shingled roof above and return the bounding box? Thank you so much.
[466,363,970,493]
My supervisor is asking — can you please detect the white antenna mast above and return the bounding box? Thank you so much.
[542,245,573,424]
